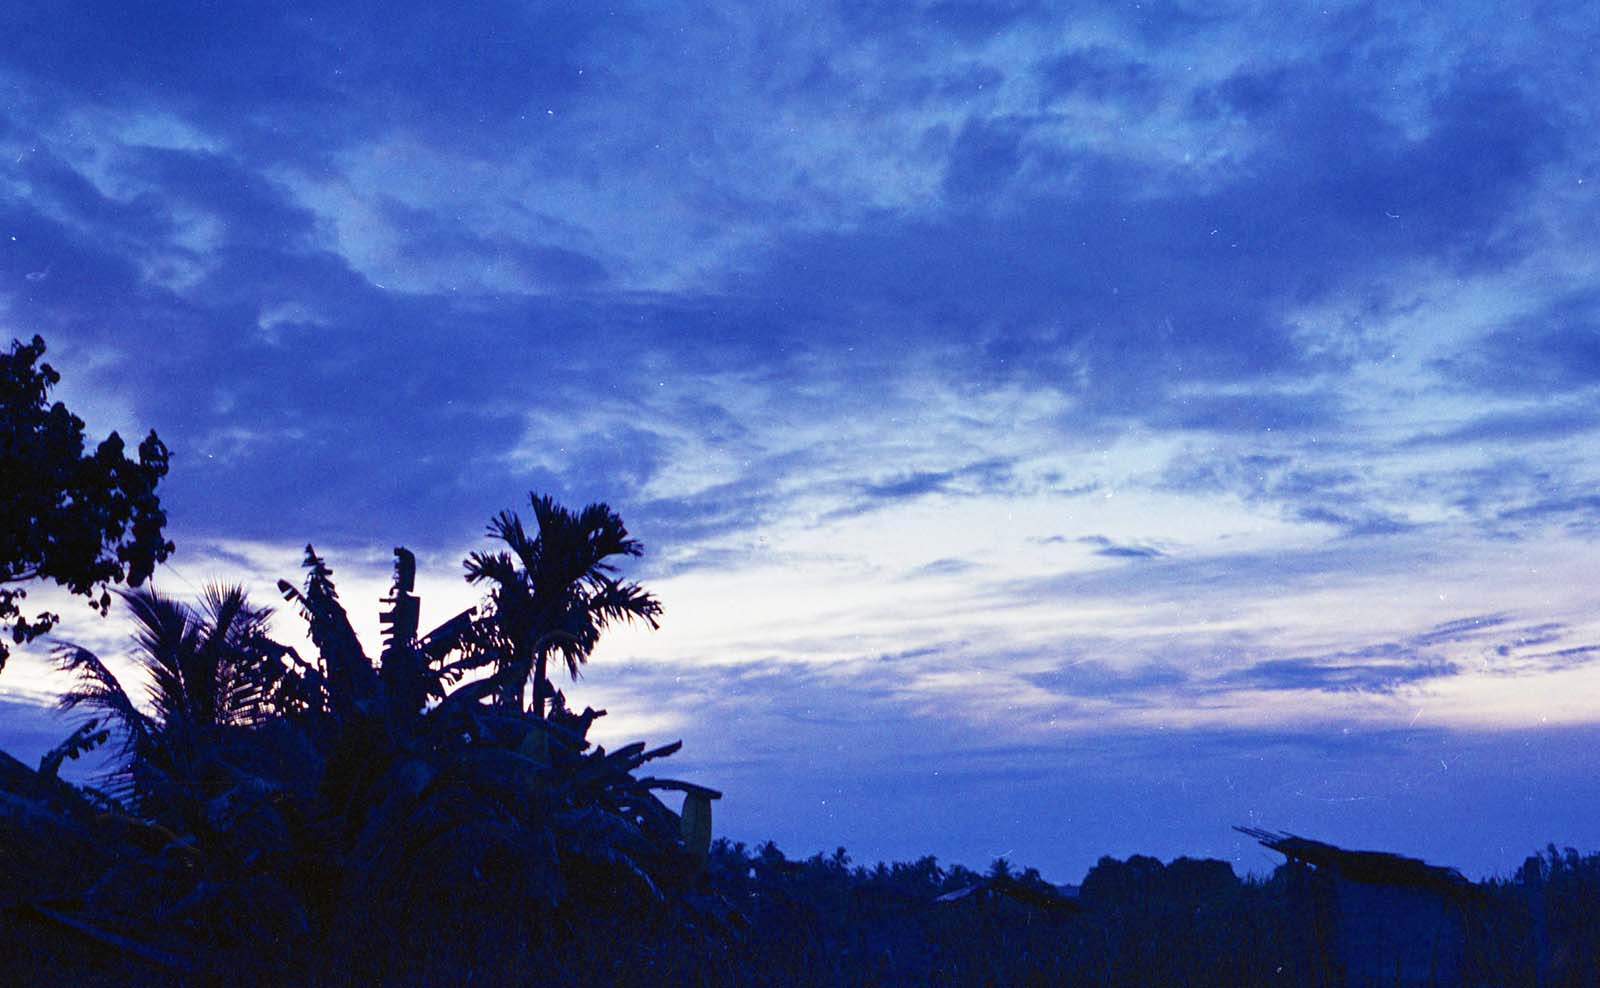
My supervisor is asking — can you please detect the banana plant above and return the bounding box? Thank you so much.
[19,496,717,982]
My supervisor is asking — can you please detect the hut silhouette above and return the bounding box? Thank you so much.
[1238,827,1476,988]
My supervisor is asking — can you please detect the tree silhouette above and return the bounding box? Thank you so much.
[464,494,661,717]
[53,584,273,806]
[0,335,173,673]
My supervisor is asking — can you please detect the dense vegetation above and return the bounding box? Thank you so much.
[0,335,173,673]
[2,490,694,985]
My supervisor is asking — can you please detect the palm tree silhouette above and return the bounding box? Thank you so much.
[54,583,273,805]
[464,494,661,717]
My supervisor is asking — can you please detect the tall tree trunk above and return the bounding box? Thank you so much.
[499,643,533,714]
[531,649,549,719]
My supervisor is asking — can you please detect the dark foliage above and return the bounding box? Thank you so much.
[0,334,173,672]
[464,494,661,717]
[53,583,277,814]
[0,500,715,985]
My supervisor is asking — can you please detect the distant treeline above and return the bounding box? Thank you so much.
[644,839,1600,987]
[9,804,1599,986]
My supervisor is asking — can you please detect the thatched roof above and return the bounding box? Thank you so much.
[935,874,1084,914]
[1236,827,1474,898]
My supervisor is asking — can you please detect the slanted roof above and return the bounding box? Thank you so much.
[935,874,1084,914]
[1236,827,1474,899]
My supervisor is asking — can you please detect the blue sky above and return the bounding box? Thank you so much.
[3,0,1600,881]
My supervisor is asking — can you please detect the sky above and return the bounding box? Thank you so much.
[3,0,1600,883]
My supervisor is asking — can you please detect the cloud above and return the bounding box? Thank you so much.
[863,457,1014,500]
[1292,506,1413,538]
[1201,613,1600,696]
[941,117,1030,202]
[904,557,979,579]
[1037,47,1156,104]
[825,457,1019,520]
[1410,614,1514,645]
[1496,494,1600,533]
[0,4,606,162]
[374,198,611,294]
[1024,659,1188,696]
[1403,404,1600,448]
[1158,391,1343,434]
[574,640,1600,880]
[1440,290,1600,396]
[993,540,1424,609]
[0,696,87,773]
[1215,656,1459,694]
[1077,535,1164,560]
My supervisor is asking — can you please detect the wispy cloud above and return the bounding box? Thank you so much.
[1077,535,1165,559]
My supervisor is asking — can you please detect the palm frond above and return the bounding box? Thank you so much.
[463,549,519,587]
[465,494,663,713]
[587,578,662,632]
[492,508,543,579]
[117,585,195,726]
[576,501,642,569]
[53,642,152,756]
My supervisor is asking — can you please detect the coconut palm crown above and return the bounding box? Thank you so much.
[53,583,272,806]
[463,494,661,717]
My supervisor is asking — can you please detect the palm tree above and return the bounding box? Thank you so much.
[464,494,661,718]
[54,583,273,806]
